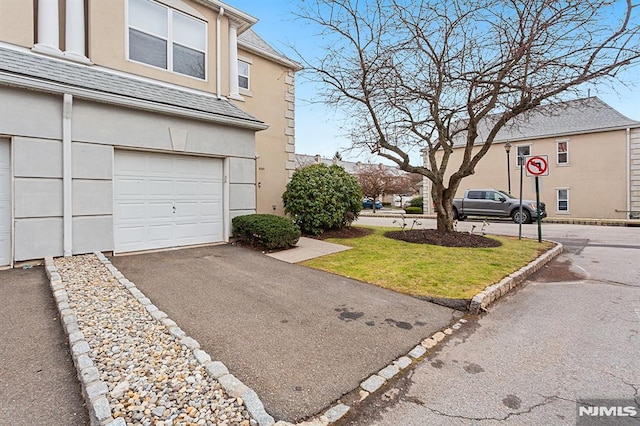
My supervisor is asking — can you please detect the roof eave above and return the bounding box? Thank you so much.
[238,41,302,71]
[0,72,268,131]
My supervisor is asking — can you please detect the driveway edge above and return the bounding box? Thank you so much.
[44,256,118,426]
[469,241,563,314]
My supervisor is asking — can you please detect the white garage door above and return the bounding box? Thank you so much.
[0,139,10,266]
[114,151,223,253]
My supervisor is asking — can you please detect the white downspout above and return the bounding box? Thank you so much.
[63,94,73,256]
[216,7,224,99]
[627,128,631,218]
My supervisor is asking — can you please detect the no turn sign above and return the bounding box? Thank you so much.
[525,155,549,177]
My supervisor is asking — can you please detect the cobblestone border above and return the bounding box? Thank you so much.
[44,256,121,426]
[469,241,563,314]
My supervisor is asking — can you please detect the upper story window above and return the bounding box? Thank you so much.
[238,60,250,90]
[516,145,531,167]
[128,0,206,80]
[557,140,569,165]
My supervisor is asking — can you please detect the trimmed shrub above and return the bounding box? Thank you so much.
[405,206,423,214]
[232,214,301,250]
[282,164,362,235]
[409,197,424,208]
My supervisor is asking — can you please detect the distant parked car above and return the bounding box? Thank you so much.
[362,198,382,210]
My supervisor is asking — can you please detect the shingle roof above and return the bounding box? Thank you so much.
[0,46,264,127]
[238,29,301,70]
[469,97,639,145]
[295,154,406,176]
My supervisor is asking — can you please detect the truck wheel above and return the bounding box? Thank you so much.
[453,208,459,220]
[512,209,531,224]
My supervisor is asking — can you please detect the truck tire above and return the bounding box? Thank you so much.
[453,207,459,220]
[512,209,531,224]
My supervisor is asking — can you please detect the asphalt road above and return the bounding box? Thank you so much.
[0,267,88,425]
[345,218,640,425]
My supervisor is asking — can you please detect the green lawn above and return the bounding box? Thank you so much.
[302,227,555,299]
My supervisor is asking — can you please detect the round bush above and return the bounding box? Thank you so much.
[409,197,424,208]
[282,164,362,235]
[232,214,301,250]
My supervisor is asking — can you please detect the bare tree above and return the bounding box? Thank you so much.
[356,164,388,211]
[296,0,640,231]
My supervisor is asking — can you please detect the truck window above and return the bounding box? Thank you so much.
[486,191,501,201]
[468,191,483,199]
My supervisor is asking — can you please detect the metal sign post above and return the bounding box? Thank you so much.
[518,156,524,240]
[525,155,549,243]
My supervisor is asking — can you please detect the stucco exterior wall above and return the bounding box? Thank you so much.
[88,0,221,92]
[0,0,33,48]
[426,130,630,219]
[235,50,295,215]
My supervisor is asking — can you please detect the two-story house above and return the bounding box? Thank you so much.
[0,0,300,267]
[422,97,640,220]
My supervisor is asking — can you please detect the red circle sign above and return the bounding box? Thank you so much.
[526,156,548,176]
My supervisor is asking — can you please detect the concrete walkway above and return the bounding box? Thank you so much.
[0,267,88,425]
[266,237,351,263]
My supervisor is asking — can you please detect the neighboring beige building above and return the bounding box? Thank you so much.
[0,0,299,266]
[423,98,640,220]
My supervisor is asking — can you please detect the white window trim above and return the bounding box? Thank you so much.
[556,139,570,166]
[125,0,208,81]
[515,144,532,168]
[238,56,252,95]
[556,187,570,214]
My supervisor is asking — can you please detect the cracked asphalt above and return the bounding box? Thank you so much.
[345,218,640,425]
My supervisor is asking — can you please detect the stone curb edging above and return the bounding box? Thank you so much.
[469,241,563,314]
[44,256,120,426]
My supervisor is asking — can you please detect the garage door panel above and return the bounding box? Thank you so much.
[174,202,198,219]
[201,181,222,198]
[114,151,224,253]
[174,180,200,197]
[201,201,222,219]
[116,152,146,175]
[147,202,174,221]
[115,202,146,221]
[115,178,144,198]
[147,179,174,197]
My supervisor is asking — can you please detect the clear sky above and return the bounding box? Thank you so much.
[228,0,640,163]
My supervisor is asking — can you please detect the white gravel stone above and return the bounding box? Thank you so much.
[432,331,446,342]
[54,254,253,425]
[421,338,437,349]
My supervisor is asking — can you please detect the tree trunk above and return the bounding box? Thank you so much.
[431,182,456,232]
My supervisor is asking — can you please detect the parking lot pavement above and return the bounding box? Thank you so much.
[111,245,455,422]
[0,267,88,425]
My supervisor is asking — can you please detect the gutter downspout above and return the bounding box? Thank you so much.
[63,94,73,256]
[627,128,631,218]
[216,7,224,99]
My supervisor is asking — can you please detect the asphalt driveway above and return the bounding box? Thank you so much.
[111,245,455,422]
[0,267,88,425]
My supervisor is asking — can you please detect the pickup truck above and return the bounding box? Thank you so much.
[453,189,546,224]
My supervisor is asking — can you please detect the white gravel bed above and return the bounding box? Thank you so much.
[55,254,254,426]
